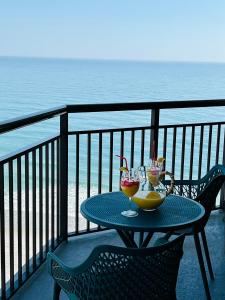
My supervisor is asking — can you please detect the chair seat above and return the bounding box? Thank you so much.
[169,227,194,236]
[153,237,170,246]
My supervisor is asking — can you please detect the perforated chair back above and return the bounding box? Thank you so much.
[165,165,225,229]
[48,235,185,300]
[194,165,225,228]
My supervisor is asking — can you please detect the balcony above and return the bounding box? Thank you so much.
[0,100,225,299]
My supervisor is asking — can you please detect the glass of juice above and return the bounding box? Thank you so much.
[120,168,140,217]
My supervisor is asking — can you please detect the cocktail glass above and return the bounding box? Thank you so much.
[147,160,162,187]
[120,168,140,217]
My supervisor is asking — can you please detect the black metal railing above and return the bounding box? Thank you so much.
[1,99,225,299]
[67,121,225,235]
[0,135,61,299]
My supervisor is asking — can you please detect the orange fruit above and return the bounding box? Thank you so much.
[146,191,161,200]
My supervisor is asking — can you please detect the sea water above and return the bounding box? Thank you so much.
[1,57,225,206]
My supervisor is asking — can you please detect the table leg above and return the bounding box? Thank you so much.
[117,230,154,248]
[139,232,144,247]
[130,231,135,241]
[141,232,154,248]
[117,230,138,248]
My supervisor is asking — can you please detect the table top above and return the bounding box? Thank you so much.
[81,192,205,232]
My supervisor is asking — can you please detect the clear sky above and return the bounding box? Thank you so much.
[1,0,225,62]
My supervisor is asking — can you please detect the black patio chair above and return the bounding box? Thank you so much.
[164,164,225,300]
[48,234,185,300]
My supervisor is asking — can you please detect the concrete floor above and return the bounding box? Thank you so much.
[12,211,225,300]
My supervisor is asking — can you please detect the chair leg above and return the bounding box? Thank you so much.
[53,281,61,300]
[201,229,215,280]
[194,233,211,300]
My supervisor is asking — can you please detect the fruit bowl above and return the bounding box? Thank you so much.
[132,191,166,210]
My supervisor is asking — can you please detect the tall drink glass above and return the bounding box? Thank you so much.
[120,168,139,217]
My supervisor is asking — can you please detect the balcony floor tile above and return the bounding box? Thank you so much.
[12,211,225,300]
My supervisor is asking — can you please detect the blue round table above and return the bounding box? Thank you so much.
[81,191,205,248]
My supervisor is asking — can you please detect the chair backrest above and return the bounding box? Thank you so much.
[164,165,225,198]
[165,164,225,209]
[48,235,185,300]
[195,165,225,227]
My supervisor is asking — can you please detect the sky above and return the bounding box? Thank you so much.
[0,0,225,62]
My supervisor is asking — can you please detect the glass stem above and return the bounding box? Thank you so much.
[129,197,132,210]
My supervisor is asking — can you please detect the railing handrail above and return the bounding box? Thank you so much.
[1,99,225,135]
[67,99,225,113]
[0,105,66,135]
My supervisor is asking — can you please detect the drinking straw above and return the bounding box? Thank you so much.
[115,155,128,170]
[152,140,156,161]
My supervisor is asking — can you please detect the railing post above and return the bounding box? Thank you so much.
[0,163,6,299]
[221,131,225,210]
[150,108,160,159]
[59,113,68,241]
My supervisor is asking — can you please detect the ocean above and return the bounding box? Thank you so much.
[1,59,225,142]
[1,56,225,208]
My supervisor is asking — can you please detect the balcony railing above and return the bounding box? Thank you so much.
[1,99,225,299]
